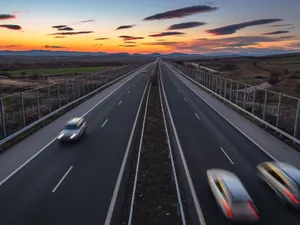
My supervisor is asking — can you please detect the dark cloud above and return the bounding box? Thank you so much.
[278,36,297,40]
[95,37,109,40]
[45,45,65,49]
[143,41,178,46]
[49,31,94,35]
[54,36,66,38]
[0,44,20,48]
[143,5,217,20]
[124,41,136,44]
[119,35,144,41]
[206,19,283,35]
[0,24,22,30]
[52,25,67,29]
[0,14,16,20]
[262,30,289,35]
[148,31,185,37]
[116,24,136,30]
[58,27,73,31]
[119,44,138,47]
[167,21,206,30]
[270,24,293,27]
[81,20,95,23]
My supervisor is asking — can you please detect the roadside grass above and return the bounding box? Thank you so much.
[3,66,114,77]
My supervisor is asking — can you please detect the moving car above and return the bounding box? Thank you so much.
[257,161,300,208]
[207,169,259,222]
[142,70,147,73]
[57,117,87,142]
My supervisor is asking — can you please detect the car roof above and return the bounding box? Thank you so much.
[221,173,250,200]
[68,117,82,125]
[274,162,300,185]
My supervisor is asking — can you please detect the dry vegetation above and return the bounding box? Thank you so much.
[0,56,146,97]
[181,53,300,98]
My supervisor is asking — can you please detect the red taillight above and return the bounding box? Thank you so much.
[247,201,259,219]
[284,189,299,204]
[222,199,232,218]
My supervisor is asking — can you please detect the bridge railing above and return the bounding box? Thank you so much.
[168,62,300,144]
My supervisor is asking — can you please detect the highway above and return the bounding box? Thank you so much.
[0,65,153,225]
[161,63,300,225]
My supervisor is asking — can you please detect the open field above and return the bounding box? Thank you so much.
[2,66,113,77]
[179,53,300,98]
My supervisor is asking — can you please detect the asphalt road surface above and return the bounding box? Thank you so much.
[161,64,300,225]
[0,67,152,225]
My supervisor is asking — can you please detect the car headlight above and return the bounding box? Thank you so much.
[58,133,64,139]
[70,133,77,139]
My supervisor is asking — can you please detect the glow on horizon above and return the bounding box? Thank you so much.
[0,0,300,53]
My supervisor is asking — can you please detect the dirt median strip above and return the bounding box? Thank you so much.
[122,65,181,224]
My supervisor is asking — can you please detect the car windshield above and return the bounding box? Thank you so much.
[64,124,77,130]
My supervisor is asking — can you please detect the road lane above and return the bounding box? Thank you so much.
[0,67,152,225]
[161,65,300,225]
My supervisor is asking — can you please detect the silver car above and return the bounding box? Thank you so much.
[257,161,300,208]
[57,117,87,142]
[207,169,259,222]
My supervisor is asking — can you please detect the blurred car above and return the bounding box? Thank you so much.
[57,117,86,142]
[142,70,147,73]
[257,161,300,208]
[207,169,259,222]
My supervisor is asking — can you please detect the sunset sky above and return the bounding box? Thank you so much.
[1,0,300,54]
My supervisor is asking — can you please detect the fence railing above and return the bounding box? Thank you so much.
[168,62,300,144]
[0,63,145,142]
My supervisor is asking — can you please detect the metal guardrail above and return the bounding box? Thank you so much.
[167,62,300,145]
[0,64,147,146]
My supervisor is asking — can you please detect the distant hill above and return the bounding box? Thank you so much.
[0,49,299,59]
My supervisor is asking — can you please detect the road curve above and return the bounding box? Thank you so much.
[0,65,153,225]
[161,64,300,225]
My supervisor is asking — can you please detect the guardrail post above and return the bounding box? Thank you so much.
[235,83,239,104]
[219,78,222,96]
[243,84,247,109]
[263,90,268,124]
[229,81,233,101]
[276,94,282,128]
[65,81,69,104]
[57,83,61,108]
[215,77,218,93]
[0,98,7,138]
[294,99,300,139]
[20,92,26,127]
[224,79,227,98]
[36,89,40,119]
[252,87,256,114]
[71,80,74,101]
[48,87,52,113]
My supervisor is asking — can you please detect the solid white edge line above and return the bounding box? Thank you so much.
[194,113,200,120]
[52,166,73,193]
[161,65,207,225]
[183,98,187,102]
[127,83,151,225]
[220,147,234,165]
[159,65,187,225]
[104,76,151,225]
[118,100,123,105]
[167,64,279,162]
[0,65,148,188]
[101,119,108,128]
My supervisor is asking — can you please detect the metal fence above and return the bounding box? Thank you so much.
[0,64,144,140]
[169,62,300,141]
